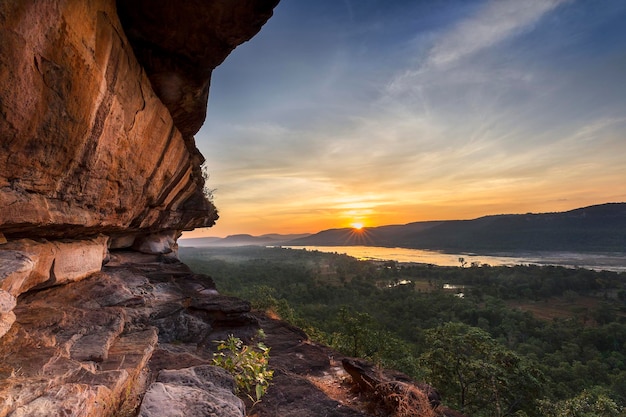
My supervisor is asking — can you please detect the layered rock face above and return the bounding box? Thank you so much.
[0,1,278,415]
[0,252,254,417]
[117,0,279,139]
[0,0,277,241]
[1,1,198,240]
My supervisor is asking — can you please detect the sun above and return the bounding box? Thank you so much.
[351,222,364,230]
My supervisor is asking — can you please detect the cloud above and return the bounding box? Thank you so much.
[427,0,570,69]
[192,0,626,237]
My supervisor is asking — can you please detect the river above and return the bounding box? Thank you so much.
[283,245,626,272]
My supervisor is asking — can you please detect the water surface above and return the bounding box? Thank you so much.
[284,245,626,272]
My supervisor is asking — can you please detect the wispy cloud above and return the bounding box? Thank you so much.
[427,0,570,69]
[190,0,626,237]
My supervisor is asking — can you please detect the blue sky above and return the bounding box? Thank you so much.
[188,0,626,237]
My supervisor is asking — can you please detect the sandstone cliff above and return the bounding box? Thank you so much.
[0,0,279,415]
[0,0,276,243]
[0,2,461,416]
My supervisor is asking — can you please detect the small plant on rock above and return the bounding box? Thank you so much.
[212,335,274,404]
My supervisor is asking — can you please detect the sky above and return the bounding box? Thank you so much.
[186,0,626,238]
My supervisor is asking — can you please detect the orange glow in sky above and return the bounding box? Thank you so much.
[184,1,626,239]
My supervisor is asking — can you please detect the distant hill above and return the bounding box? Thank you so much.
[180,233,311,247]
[287,203,626,253]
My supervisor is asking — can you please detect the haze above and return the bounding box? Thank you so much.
[186,0,626,238]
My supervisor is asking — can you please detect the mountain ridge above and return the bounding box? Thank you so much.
[181,233,312,247]
[185,203,626,253]
[291,202,626,253]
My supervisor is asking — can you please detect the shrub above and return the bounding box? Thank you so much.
[212,335,274,404]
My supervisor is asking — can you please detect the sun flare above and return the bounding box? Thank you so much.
[351,222,364,230]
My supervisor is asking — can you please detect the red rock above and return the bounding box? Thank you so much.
[0,0,281,240]
[117,0,279,137]
[0,237,108,297]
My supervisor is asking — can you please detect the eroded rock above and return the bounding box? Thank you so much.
[0,251,35,297]
[0,291,16,315]
[0,253,260,416]
[0,237,108,296]
[0,0,220,239]
[0,237,109,338]
[0,312,16,340]
[138,366,244,417]
[116,0,279,138]
[133,230,180,255]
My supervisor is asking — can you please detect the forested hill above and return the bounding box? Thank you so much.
[287,203,626,253]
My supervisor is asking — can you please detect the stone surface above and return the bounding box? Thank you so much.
[0,312,16,340]
[0,237,108,296]
[0,0,228,239]
[0,251,34,297]
[116,0,279,138]
[133,230,180,255]
[138,366,244,417]
[250,316,371,417]
[0,237,108,338]
[108,234,138,250]
[0,291,17,314]
[0,253,257,416]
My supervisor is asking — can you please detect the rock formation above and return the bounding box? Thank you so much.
[0,252,255,416]
[0,0,277,243]
[0,0,278,415]
[0,1,459,416]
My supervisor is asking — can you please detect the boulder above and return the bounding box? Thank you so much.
[108,234,139,250]
[0,237,108,339]
[0,251,35,297]
[138,366,245,417]
[133,230,181,255]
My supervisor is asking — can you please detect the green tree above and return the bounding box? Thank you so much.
[539,389,623,417]
[419,322,543,417]
[334,307,377,357]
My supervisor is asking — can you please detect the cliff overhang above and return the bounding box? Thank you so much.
[0,0,278,244]
[0,3,279,412]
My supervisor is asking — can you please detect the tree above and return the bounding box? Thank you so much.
[539,389,623,417]
[419,322,543,417]
[335,307,377,357]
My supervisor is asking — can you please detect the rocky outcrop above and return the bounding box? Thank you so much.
[0,252,255,417]
[0,1,206,240]
[117,0,279,138]
[1,253,397,417]
[0,237,110,339]
[0,0,277,242]
[0,1,280,415]
[0,0,277,344]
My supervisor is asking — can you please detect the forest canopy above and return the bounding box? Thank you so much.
[180,246,626,417]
